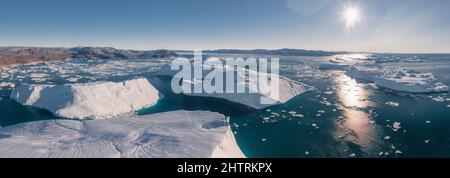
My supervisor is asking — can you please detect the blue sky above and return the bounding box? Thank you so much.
[1,0,449,53]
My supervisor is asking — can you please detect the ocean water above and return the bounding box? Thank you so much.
[0,54,449,158]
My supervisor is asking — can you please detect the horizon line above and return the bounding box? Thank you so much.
[1,45,450,55]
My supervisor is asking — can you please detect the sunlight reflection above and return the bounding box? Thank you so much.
[335,74,372,108]
[333,74,381,154]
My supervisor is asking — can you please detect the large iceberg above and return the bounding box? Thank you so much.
[0,110,245,158]
[346,66,449,93]
[10,78,162,119]
[156,61,313,109]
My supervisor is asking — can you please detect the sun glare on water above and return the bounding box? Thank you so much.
[343,5,361,32]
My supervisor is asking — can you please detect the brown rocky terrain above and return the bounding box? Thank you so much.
[0,47,178,67]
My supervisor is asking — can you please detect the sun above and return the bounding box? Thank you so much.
[343,5,361,32]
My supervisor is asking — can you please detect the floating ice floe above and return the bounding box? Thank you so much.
[386,101,400,107]
[393,122,401,131]
[0,110,245,158]
[10,78,162,119]
[0,82,15,89]
[346,66,449,93]
[157,62,314,109]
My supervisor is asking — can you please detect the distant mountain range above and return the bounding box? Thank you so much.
[0,47,178,67]
[202,48,346,56]
[0,47,345,67]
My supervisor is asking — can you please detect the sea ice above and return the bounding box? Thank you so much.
[393,122,401,131]
[0,110,245,158]
[10,78,162,119]
[386,102,400,107]
[0,82,15,89]
[346,65,449,93]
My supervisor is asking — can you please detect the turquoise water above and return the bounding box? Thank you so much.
[1,54,449,157]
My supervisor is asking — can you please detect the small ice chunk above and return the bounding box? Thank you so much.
[349,153,356,157]
[384,136,391,140]
[261,139,267,142]
[324,91,334,95]
[393,122,401,131]
[386,101,400,107]
[426,121,432,124]
[425,139,430,144]
[305,151,310,155]
[395,150,402,154]
[432,96,445,102]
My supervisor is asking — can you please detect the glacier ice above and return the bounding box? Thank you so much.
[10,78,162,119]
[346,65,448,93]
[157,62,313,109]
[0,110,245,158]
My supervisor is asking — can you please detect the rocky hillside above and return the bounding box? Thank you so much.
[0,47,178,67]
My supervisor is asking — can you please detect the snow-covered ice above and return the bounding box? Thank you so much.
[346,65,449,93]
[157,61,313,109]
[0,110,245,158]
[10,78,162,119]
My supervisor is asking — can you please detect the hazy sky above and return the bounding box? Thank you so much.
[1,0,449,53]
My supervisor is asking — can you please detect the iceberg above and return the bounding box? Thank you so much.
[346,66,449,93]
[157,62,313,109]
[346,65,379,82]
[10,78,162,119]
[0,110,245,158]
